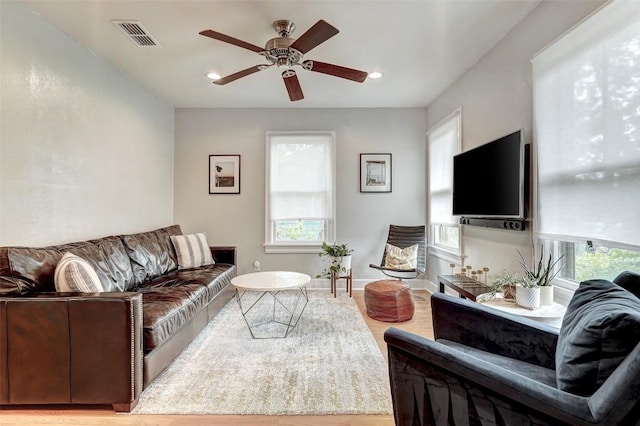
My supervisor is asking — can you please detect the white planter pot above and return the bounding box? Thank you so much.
[338,255,352,275]
[540,285,554,306]
[516,286,541,310]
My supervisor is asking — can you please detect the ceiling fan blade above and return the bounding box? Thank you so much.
[282,70,304,101]
[199,29,264,53]
[213,65,269,85]
[289,20,339,54]
[302,60,368,83]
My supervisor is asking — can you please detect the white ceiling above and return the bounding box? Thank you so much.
[23,0,540,108]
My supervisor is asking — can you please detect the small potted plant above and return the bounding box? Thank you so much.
[315,242,353,279]
[516,244,564,308]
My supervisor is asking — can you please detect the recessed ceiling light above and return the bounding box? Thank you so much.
[369,72,382,79]
[207,72,221,80]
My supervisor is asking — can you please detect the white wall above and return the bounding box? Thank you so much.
[0,2,175,246]
[174,108,426,284]
[425,0,604,290]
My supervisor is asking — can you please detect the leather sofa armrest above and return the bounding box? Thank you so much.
[210,246,236,265]
[0,292,142,412]
[431,292,559,369]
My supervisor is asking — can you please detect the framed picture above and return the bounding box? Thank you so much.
[360,153,392,193]
[209,155,240,194]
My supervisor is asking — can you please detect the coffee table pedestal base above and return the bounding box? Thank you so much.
[235,287,309,338]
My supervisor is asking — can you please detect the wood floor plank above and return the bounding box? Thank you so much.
[0,290,433,426]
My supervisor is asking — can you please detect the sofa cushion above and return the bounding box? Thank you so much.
[67,237,134,292]
[4,246,62,292]
[2,236,134,293]
[121,225,182,289]
[139,263,235,351]
[170,233,214,270]
[384,243,418,270]
[613,271,640,299]
[556,279,640,396]
[54,252,104,293]
[439,339,557,388]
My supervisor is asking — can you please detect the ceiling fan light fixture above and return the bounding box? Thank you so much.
[206,72,221,80]
[369,71,382,79]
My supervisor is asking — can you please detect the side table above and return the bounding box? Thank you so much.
[481,294,566,328]
[438,274,489,301]
[330,269,352,297]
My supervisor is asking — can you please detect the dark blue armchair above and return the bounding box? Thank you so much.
[385,275,640,425]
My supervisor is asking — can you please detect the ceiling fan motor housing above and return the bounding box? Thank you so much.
[264,36,302,67]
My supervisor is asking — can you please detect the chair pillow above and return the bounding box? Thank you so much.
[170,233,214,270]
[556,279,640,396]
[384,243,418,270]
[613,271,640,299]
[54,252,104,293]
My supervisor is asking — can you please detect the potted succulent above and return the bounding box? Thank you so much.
[516,244,564,308]
[492,270,521,301]
[315,242,353,279]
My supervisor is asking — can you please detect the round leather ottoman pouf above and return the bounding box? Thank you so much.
[364,279,415,322]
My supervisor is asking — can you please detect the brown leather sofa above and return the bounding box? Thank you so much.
[0,225,236,412]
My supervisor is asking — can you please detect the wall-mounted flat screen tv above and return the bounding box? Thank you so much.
[452,129,525,219]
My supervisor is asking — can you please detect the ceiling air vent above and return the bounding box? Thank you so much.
[113,21,160,47]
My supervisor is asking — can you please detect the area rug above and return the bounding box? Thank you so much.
[131,290,393,415]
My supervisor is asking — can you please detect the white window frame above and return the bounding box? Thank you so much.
[264,131,336,254]
[427,108,463,262]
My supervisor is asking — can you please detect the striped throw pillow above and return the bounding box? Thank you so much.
[384,243,418,270]
[54,252,105,292]
[170,233,214,270]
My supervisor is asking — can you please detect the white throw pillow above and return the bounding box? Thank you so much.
[384,243,418,270]
[54,252,104,292]
[170,233,215,269]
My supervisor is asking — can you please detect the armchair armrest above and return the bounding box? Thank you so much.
[0,292,142,412]
[431,292,559,369]
[210,246,236,265]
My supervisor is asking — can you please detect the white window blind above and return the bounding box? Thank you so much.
[428,109,461,225]
[533,0,640,248]
[265,132,335,249]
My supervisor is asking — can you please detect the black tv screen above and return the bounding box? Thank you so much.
[452,129,524,219]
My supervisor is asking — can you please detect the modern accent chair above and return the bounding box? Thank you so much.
[385,272,640,425]
[369,224,426,279]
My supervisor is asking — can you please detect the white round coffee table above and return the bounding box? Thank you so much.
[231,271,310,338]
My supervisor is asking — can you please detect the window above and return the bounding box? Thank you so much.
[533,1,640,287]
[428,108,462,257]
[265,132,335,253]
[550,240,640,283]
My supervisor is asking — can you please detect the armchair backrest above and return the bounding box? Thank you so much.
[379,225,426,274]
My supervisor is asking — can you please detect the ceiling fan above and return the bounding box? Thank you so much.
[199,19,369,102]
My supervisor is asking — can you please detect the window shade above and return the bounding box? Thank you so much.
[533,1,640,248]
[428,110,460,225]
[268,133,334,221]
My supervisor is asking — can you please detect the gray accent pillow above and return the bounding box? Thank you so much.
[613,271,640,299]
[556,279,640,396]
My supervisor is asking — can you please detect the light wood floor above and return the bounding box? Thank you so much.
[1,290,433,426]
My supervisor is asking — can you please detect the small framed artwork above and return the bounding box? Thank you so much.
[209,155,240,194]
[360,153,392,193]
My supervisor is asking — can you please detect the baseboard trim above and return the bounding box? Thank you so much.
[308,278,434,291]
